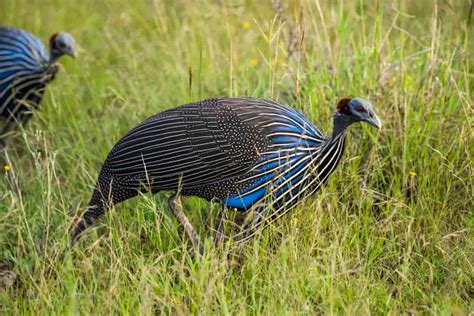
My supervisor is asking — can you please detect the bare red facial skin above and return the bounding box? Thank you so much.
[336,97,353,114]
[355,106,366,113]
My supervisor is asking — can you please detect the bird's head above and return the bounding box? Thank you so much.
[336,97,382,129]
[49,32,77,61]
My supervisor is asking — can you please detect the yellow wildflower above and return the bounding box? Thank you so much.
[242,21,251,30]
[409,171,417,177]
[4,165,10,172]
[250,59,258,66]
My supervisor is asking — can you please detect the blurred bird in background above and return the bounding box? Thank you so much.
[0,26,76,149]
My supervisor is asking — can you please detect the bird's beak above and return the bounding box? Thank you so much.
[366,113,382,129]
[69,50,78,59]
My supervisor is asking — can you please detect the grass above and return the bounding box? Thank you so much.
[0,0,472,313]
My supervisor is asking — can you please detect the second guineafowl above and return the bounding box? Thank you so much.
[0,26,77,148]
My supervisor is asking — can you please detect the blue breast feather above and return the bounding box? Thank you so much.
[0,28,48,71]
[0,28,49,106]
[223,106,325,209]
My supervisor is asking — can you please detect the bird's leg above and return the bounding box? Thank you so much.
[235,209,265,243]
[213,207,225,247]
[168,194,203,255]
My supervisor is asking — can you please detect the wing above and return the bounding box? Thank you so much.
[0,26,49,117]
[104,98,272,191]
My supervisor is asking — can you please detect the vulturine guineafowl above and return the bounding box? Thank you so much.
[0,26,76,148]
[71,97,381,252]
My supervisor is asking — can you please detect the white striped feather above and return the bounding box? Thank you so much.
[235,133,346,241]
[238,154,313,197]
[233,98,325,139]
[0,27,47,61]
[0,73,46,112]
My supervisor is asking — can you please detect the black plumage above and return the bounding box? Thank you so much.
[72,97,381,250]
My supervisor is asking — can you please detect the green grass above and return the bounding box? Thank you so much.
[0,0,472,314]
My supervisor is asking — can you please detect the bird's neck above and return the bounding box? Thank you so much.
[49,47,63,63]
[331,111,353,140]
[49,55,59,64]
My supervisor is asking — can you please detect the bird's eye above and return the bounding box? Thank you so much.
[356,106,365,113]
